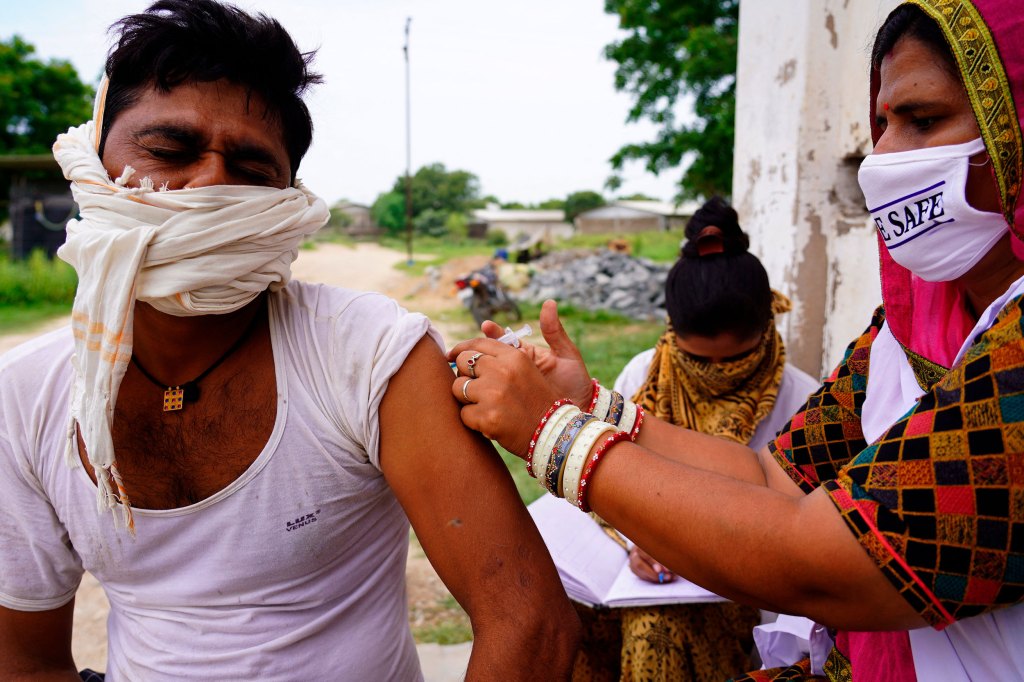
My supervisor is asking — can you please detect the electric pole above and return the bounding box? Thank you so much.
[403,17,413,266]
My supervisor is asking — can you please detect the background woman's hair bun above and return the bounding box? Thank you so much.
[681,196,749,258]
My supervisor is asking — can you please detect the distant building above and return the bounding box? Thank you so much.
[1,154,75,259]
[471,206,572,242]
[573,200,702,235]
[331,201,380,237]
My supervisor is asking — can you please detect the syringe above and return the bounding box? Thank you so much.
[495,323,533,348]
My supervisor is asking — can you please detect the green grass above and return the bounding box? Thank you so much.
[560,229,681,263]
[412,614,473,645]
[0,250,78,307]
[0,301,72,335]
[497,446,547,505]
[378,228,682,275]
[380,235,495,276]
[0,251,77,335]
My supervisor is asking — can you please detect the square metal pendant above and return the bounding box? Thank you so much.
[163,387,185,412]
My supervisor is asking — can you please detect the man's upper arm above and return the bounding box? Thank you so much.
[0,601,78,680]
[377,336,571,621]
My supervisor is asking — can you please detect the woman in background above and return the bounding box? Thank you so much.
[572,198,817,681]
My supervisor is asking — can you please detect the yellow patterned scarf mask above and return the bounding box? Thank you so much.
[632,292,791,444]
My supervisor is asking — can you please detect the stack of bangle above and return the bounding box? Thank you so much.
[587,380,644,440]
[526,380,645,510]
[526,399,575,478]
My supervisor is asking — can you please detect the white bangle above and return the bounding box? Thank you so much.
[591,383,612,421]
[560,420,617,503]
[617,399,638,434]
[531,404,580,479]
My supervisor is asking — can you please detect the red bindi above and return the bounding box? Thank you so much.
[883,102,890,111]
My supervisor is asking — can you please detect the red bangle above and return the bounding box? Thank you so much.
[576,430,631,512]
[629,405,645,441]
[586,378,601,412]
[526,398,574,474]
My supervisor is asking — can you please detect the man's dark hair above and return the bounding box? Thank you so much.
[666,196,772,340]
[101,0,323,178]
[872,4,956,74]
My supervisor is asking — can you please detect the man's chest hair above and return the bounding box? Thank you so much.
[82,366,277,511]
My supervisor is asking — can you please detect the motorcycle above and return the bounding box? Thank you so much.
[454,265,522,327]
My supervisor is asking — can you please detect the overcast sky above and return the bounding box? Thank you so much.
[6,0,686,207]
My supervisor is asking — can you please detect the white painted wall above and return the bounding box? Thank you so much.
[733,0,899,377]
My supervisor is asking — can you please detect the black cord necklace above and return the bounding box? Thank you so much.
[131,304,265,412]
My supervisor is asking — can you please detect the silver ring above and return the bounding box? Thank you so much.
[461,378,474,402]
[466,352,484,379]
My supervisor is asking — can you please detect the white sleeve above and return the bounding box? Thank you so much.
[612,348,657,400]
[325,293,444,471]
[0,362,82,611]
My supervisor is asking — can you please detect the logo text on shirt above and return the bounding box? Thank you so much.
[286,509,321,532]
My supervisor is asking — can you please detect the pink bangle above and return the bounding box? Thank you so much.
[586,378,601,412]
[629,405,645,441]
[576,430,631,512]
[526,398,574,474]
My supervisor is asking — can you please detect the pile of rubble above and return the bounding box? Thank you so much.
[518,249,670,320]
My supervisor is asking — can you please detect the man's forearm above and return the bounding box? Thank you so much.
[465,615,580,682]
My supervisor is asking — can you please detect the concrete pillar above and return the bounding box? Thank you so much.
[733,0,899,377]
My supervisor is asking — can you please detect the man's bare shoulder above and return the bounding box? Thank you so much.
[0,326,74,389]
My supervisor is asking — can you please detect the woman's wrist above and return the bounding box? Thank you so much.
[525,392,644,509]
[587,381,644,437]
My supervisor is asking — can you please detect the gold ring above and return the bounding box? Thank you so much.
[461,378,474,402]
[467,352,484,379]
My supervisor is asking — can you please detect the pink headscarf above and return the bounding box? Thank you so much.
[871,0,1024,371]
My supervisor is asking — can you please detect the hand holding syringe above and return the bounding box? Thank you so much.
[451,323,532,372]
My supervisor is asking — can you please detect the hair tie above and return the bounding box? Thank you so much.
[695,225,725,256]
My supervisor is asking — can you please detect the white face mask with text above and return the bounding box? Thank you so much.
[858,137,1008,282]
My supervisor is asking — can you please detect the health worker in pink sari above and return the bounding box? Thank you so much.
[448,1,1024,680]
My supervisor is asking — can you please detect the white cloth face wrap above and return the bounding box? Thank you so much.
[52,83,330,529]
[858,137,1009,283]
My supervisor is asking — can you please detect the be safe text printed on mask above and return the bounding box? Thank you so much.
[870,180,954,247]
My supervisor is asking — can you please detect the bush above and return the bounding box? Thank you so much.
[444,212,469,240]
[371,191,406,236]
[486,230,508,247]
[413,208,449,237]
[0,250,78,306]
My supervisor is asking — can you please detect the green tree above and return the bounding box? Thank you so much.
[564,190,606,222]
[603,0,738,200]
[371,191,406,235]
[617,192,659,201]
[383,163,482,237]
[536,198,566,210]
[391,163,480,217]
[0,36,94,154]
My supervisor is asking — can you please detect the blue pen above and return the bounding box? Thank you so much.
[658,572,665,584]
